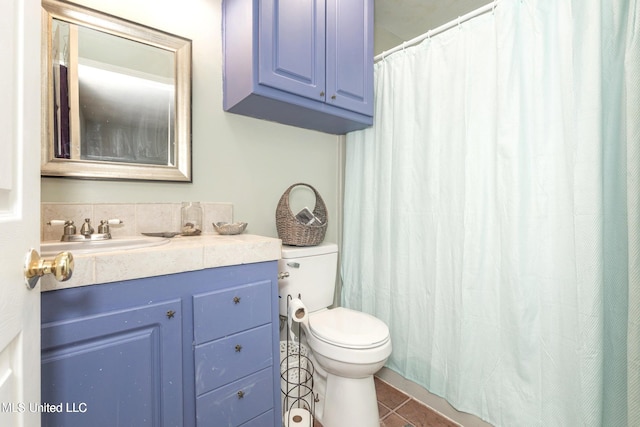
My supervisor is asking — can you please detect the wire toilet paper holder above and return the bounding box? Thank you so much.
[281,294,317,426]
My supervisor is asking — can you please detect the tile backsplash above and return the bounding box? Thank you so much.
[41,202,233,241]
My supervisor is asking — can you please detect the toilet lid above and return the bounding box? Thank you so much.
[309,307,390,349]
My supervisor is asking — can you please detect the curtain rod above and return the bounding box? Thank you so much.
[374,0,499,62]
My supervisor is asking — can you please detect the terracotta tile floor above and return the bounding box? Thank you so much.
[312,376,459,427]
[375,377,459,427]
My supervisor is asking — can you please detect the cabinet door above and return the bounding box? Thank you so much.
[325,0,373,115]
[41,299,183,427]
[259,0,326,101]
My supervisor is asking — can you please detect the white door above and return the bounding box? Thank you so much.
[0,0,42,426]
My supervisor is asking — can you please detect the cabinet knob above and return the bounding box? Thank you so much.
[233,296,241,304]
[319,91,325,97]
[235,344,242,352]
[166,310,176,319]
[331,94,336,100]
[237,390,245,399]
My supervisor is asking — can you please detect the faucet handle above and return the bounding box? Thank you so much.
[97,219,123,236]
[47,220,76,236]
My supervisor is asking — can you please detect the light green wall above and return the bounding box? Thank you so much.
[41,0,344,243]
[374,26,403,56]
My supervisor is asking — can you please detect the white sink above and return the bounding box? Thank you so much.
[41,236,171,257]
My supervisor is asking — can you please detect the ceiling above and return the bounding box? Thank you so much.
[374,0,493,53]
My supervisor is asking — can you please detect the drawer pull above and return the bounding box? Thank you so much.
[235,344,242,352]
[237,390,245,399]
[233,296,241,304]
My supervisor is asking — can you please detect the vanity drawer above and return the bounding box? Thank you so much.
[195,324,272,395]
[193,280,271,344]
[196,367,273,427]
[240,410,274,427]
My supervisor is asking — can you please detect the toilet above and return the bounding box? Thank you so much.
[279,242,392,427]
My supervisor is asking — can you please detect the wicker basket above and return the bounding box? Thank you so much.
[276,183,328,246]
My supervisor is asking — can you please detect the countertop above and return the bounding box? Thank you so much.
[40,234,282,292]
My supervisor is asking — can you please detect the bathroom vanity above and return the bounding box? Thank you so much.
[40,235,282,427]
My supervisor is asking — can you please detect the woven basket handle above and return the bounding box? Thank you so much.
[279,183,327,218]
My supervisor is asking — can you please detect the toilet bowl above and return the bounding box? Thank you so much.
[306,307,391,370]
[302,307,391,427]
[279,243,392,427]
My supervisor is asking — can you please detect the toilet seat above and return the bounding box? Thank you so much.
[308,307,390,349]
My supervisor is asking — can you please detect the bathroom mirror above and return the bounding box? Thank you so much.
[41,0,192,181]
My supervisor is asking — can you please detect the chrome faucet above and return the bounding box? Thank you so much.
[48,218,123,241]
[80,218,94,237]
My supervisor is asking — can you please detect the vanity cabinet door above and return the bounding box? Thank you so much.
[41,297,183,427]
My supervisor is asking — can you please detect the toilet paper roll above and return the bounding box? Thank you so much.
[285,408,311,427]
[287,298,308,342]
[288,298,307,323]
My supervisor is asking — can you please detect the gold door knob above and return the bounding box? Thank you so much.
[24,249,74,289]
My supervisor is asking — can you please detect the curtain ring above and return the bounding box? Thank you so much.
[457,16,462,29]
[492,0,498,14]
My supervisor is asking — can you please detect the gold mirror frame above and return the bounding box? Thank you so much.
[41,0,192,181]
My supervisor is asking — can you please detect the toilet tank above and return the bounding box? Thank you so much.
[278,242,338,316]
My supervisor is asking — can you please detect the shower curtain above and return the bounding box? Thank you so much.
[342,0,639,425]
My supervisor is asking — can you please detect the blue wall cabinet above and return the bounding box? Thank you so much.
[223,0,374,134]
[41,262,281,427]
